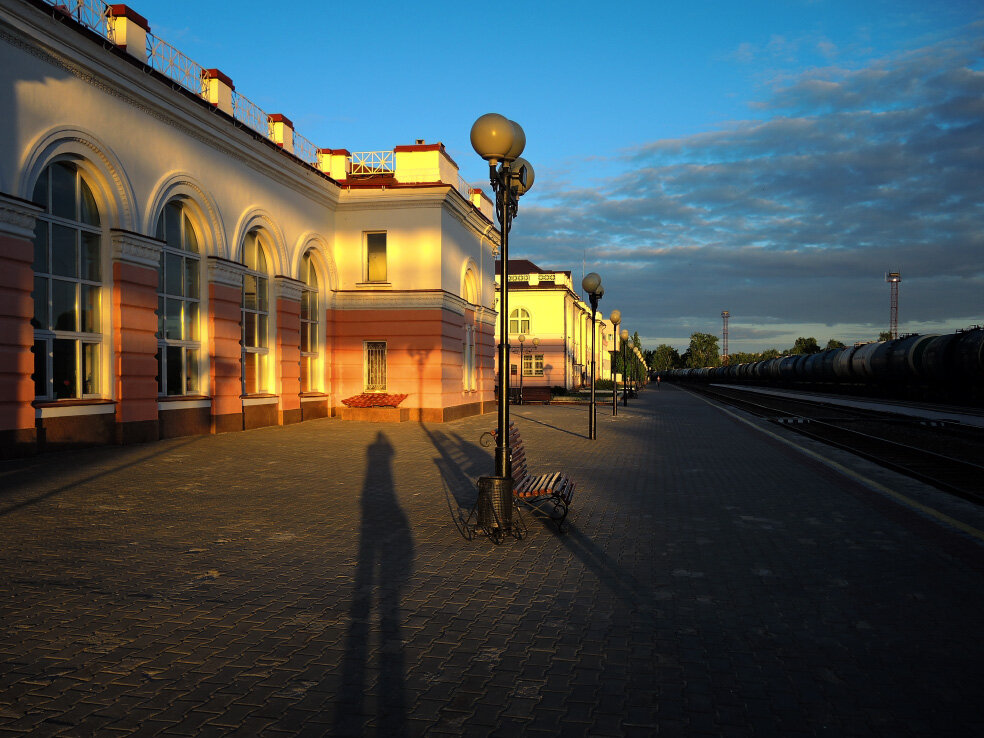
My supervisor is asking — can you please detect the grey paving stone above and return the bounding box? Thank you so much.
[1,387,983,735]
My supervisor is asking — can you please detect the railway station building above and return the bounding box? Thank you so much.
[495,260,613,392]
[0,0,500,455]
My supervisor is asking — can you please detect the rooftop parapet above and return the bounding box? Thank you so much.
[38,0,493,219]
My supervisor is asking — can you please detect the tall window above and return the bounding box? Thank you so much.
[509,308,530,335]
[31,161,102,400]
[366,232,386,282]
[299,250,319,392]
[241,231,270,394]
[364,341,387,392]
[523,353,544,377]
[156,201,201,395]
[462,326,476,391]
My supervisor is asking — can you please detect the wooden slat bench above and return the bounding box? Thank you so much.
[490,422,575,532]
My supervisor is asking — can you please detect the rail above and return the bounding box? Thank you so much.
[350,151,395,176]
[145,33,204,96]
[48,0,109,38]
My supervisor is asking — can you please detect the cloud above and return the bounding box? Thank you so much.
[512,26,984,351]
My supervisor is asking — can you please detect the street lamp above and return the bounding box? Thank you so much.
[609,310,621,416]
[469,113,534,536]
[582,273,604,440]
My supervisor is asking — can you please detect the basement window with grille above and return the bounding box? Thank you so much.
[364,341,387,392]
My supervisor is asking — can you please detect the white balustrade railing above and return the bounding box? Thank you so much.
[146,33,205,96]
[49,0,112,40]
[231,92,266,136]
[350,151,395,175]
[293,133,319,167]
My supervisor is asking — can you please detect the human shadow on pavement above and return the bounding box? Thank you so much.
[332,432,414,736]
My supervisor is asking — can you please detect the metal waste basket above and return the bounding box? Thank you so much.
[476,476,513,529]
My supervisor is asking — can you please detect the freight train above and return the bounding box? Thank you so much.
[664,326,984,406]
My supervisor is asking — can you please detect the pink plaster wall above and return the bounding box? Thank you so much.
[0,233,35,434]
[277,296,300,415]
[209,282,242,423]
[113,261,158,424]
[330,306,491,413]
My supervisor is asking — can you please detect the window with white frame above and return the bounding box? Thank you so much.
[366,232,386,282]
[364,341,387,392]
[155,201,201,396]
[241,231,271,394]
[31,161,103,400]
[299,250,320,393]
[523,353,544,377]
[509,307,530,335]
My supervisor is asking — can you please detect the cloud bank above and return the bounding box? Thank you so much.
[512,26,984,351]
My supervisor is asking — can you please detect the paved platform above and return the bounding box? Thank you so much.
[1,386,983,736]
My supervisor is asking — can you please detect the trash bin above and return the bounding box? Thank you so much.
[477,476,513,529]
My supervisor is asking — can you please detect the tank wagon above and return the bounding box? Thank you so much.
[664,327,984,406]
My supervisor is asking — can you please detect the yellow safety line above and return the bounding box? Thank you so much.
[693,393,984,544]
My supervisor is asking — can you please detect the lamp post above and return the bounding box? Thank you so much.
[609,310,621,416]
[582,273,604,440]
[470,113,534,534]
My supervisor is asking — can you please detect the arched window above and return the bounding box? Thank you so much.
[30,161,103,400]
[462,268,478,304]
[509,307,530,335]
[299,250,320,393]
[241,231,271,394]
[155,201,201,395]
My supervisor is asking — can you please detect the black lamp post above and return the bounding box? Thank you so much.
[627,339,635,396]
[582,273,604,440]
[609,310,621,416]
[469,113,534,535]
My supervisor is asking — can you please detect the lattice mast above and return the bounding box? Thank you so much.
[721,310,730,365]
[886,272,901,340]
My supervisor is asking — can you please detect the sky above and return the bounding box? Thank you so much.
[131,0,983,354]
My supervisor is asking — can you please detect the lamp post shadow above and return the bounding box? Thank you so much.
[333,431,413,736]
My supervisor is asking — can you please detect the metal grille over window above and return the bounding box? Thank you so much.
[365,341,387,392]
[155,201,201,396]
[241,231,270,395]
[299,251,319,393]
[30,161,102,400]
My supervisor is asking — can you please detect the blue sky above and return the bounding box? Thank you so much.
[134,0,983,353]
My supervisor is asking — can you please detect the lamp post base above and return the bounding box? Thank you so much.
[466,476,525,544]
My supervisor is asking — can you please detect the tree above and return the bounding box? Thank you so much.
[825,339,846,350]
[685,332,720,368]
[790,337,822,355]
[649,344,681,371]
[878,331,892,342]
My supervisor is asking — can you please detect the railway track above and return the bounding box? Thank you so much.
[689,384,984,504]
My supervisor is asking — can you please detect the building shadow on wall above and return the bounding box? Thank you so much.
[333,432,413,736]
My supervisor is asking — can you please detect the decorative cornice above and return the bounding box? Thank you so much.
[334,289,467,317]
[0,193,43,239]
[111,228,163,268]
[0,21,339,210]
[274,275,304,302]
[207,256,245,287]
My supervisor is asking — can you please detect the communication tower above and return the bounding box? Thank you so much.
[886,271,901,340]
[721,310,730,365]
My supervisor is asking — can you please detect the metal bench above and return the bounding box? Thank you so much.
[486,422,575,532]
